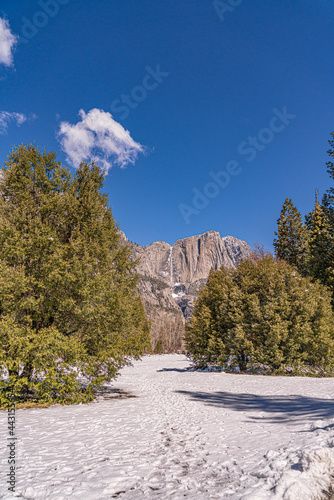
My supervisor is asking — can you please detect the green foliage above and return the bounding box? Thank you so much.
[0,318,89,407]
[185,252,334,375]
[317,133,334,298]
[305,195,334,293]
[274,198,309,275]
[0,144,150,406]
[322,132,334,226]
[274,134,334,303]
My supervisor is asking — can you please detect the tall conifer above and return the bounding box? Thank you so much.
[322,132,334,227]
[306,193,333,294]
[273,198,308,275]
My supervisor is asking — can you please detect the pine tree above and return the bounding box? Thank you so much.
[322,132,334,227]
[0,144,150,406]
[305,193,333,294]
[273,198,309,275]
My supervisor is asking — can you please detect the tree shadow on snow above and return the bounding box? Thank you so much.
[157,367,194,373]
[176,390,334,427]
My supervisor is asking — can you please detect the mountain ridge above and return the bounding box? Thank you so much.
[121,230,251,352]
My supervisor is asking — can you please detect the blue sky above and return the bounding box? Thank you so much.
[0,0,333,250]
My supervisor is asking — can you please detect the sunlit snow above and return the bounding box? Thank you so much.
[1,354,334,499]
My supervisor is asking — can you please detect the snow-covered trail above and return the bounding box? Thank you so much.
[1,354,334,499]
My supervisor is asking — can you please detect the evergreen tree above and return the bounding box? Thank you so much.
[273,198,308,275]
[0,144,150,407]
[185,252,334,375]
[322,132,334,228]
[305,193,333,294]
[185,267,235,369]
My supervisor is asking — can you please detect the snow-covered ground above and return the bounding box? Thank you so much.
[1,354,334,499]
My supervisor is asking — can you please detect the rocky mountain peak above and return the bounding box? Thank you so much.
[124,230,251,352]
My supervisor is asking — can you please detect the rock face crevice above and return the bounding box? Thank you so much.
[122,230,251,352]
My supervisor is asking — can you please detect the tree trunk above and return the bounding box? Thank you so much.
[238,352,248,372]
[20,362,34,398]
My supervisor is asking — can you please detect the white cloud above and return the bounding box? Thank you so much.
[0,111,28,135]
[57,108,145,171]
[0,18,18,67]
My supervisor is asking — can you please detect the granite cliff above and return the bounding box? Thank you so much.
[121,231,251,352]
